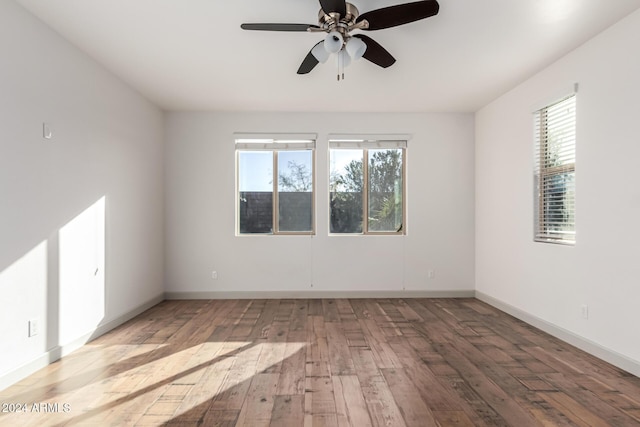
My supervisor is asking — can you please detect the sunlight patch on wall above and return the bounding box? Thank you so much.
[59,197,106,346]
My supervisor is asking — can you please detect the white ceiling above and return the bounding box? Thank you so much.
[15,0,640,113]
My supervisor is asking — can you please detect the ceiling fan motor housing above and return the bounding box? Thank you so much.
[318,2,359,38]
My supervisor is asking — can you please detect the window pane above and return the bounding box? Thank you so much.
[367,149,403,232]
[330,149,363,233]
[278,150,313,232]
[539,171,575,239]
[534,94,576,243]
[238,151,273,234]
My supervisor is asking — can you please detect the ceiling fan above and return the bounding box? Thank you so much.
[241,0,440,79]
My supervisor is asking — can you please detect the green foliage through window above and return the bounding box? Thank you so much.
[330,144,405,234]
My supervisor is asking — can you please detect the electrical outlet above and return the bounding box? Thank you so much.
[211,271,218,280]
[428,270,435,279]
[28,318,39,337]
[581,305,589,320]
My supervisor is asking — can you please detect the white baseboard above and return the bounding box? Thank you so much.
[0,350,61,393]
[57,293,165,358]
[0,293,164,392]
[476,291,640,377]
[164,290,476,299]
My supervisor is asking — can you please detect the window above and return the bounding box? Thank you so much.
[236,134,315,235]
[534,94,576,244]
[329,136,406,234]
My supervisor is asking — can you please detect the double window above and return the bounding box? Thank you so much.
[236,134,406,236]
[236,134,315,235]
[534,94,576,244]
[329,137,406,234]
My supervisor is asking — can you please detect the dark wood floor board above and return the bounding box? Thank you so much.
[334,299,357,322]
[322,299,341,323]
[289,299,309,331]
[1,298,639,427]
[433,342,542,427]
[431,410,477,427]
[538,391,612,427]
[325,322,356,376]
[375,299,408,325]
[389,338,465,413]
[403,299,457,344]
[234,372,279,427]
[380,367,439,427]
[394,298,424,322]
[358,375,408,427]
[441,375,512,427]
[363,299,393,324]
[305,376,337,416]
[306,315,331,378]
[540,372,640,426]
[524,344,640,401]
[308,299,323,316]
[331,375,373,427]
[358,318,403,369]
[347,299,372,320]
[270,394,304,426]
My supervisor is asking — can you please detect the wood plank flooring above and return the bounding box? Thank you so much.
[1,298,639,426]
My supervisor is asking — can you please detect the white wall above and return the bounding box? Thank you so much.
[165,112,475,296]
[0,0,164,388]
[476,9,640,371]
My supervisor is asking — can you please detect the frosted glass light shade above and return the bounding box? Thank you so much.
[346,37,366,60]
[324,31,344,54]
[311,42,330,63]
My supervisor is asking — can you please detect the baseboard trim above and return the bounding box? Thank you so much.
[476,291,640,377]
[165,290,476,300]
[0,350,61,392]
[58,293,165,358]
[0,293,164,392]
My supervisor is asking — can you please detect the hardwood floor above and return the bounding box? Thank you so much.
[1,298,639,426]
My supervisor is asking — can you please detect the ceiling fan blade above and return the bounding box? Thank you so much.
[353,35,396,68]
[357,0,439,31]
[241,23,319,32]
[297,41,323,74]
[319,0,347,16]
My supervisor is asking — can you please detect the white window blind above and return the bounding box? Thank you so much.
[234,133,316,150]
[534,94,576,244]
[328,134,409,149]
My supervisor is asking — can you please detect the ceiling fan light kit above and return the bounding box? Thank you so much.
[346,37,367,61]
[324,31,344,53]
[311,42,331,63]
[241,0,440,80]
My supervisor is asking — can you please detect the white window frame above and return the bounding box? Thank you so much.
[533,94,576,245]
[235,133,316,236]
[329,135,408,235]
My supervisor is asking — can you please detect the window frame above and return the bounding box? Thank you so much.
[328,136,408,236]
[533,94,576,245]
[235,134,316,236]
